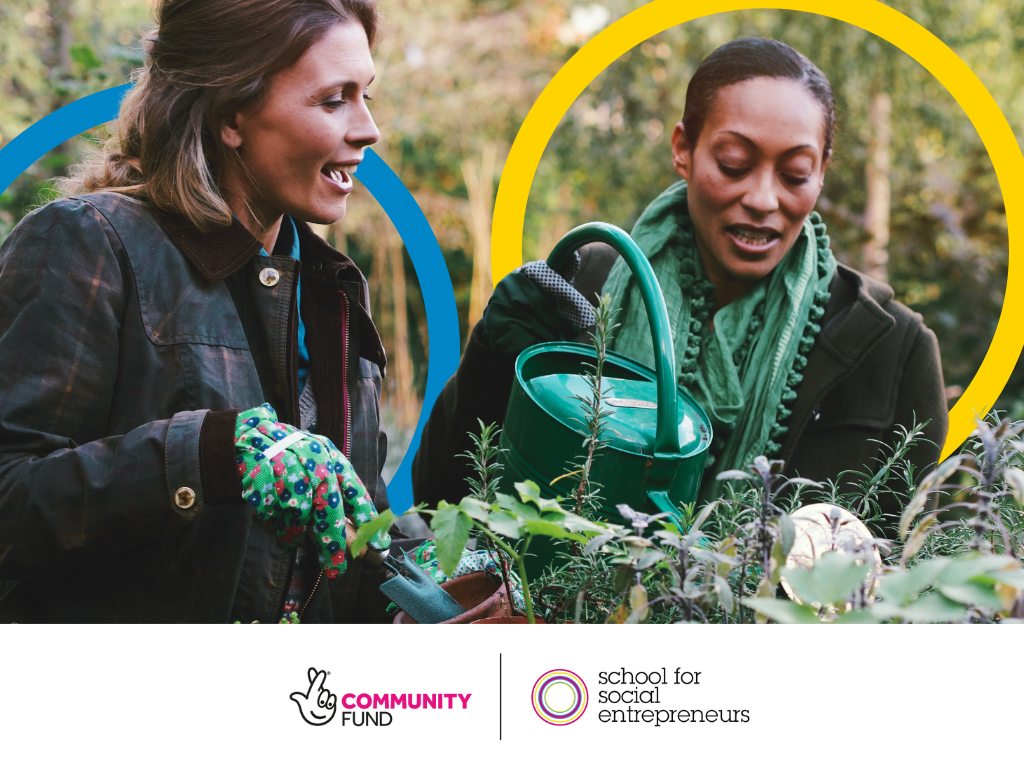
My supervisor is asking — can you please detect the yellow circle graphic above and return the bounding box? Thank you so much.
[490,0,1024,459]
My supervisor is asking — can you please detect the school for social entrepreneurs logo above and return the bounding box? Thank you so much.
[532,669,588,726]
[291,667,472,727]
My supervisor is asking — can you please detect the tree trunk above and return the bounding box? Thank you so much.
[462,144,497,330]
[862,92,891,282]
[47,0,76,158]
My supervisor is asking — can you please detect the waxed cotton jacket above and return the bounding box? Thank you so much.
[0,192,389,623]
[413,242,948,537]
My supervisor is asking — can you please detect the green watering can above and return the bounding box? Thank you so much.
[499,222,713,532]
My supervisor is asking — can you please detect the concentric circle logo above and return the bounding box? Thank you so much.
[531,669,588,725]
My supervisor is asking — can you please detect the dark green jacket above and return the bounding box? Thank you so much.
[413,243,947,534]
[0,192,390,622]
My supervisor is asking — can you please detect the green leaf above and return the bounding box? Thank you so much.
[938,583,1005,610]
[874,592,967,623]
[1004,467,1024,506]
[939,554,1014,586]
[781,552,869,607]
[716,469,753,483]
[457,496,492,523]
[606,601,630,624]
[485,511,522,539]
[494,492,518,511]
[524,519,585,542]
[689,501,718,533]
[515,480,563,511]
[778,512,796,559]
[878,558,950,606]
[901,512,938,563]
[70,43,102,71]
[562,512,610,534]
[714,576,736,616]
[770,540,785,586]
[628,584,650,622]
[511,499,542,521]
[986,568,1024,590]
[637,549,667,570]
[613,566,633,594]
[347,510,394,557]
[431,507,473,576]
[741,597,820,624]
[583,532,614,556]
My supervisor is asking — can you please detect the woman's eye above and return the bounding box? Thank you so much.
[717,162,748,177]
[782,174,810,186]
[323,98,346,108]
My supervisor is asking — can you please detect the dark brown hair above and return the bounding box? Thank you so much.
[64,0,381,231]
[683,37,835,160]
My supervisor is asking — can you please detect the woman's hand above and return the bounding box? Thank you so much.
[483,257,596,357]
[233,404,389,577]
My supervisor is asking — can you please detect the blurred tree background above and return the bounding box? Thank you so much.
[1,0,1022,477]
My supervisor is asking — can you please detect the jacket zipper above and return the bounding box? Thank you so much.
[298,565,324,622]
[296,290,354,623]
[279,260,306,622]
[339,291,353,455]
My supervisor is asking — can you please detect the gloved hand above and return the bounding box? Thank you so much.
[234,404,391,578]
[483,253,596,357]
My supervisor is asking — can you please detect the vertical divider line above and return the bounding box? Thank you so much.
[499,653,503,740]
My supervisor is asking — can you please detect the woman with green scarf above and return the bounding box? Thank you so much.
[413,38,947,532]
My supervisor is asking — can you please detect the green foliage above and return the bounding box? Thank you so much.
[530,417,1024,625]
[347,509,396,558]
[458,419,506,504]
[566,293,619,515]
[69,43,102,72]
[425,480,611,622]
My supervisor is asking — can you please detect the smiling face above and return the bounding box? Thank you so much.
[671,77,830,304]
[219,21,379,230]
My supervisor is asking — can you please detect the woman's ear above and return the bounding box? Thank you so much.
[220,112,245,149]
[670,121,693,181]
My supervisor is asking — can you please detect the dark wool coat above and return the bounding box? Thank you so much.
[0,192,390,623]
[412,243,948,536]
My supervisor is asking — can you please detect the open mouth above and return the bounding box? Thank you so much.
[321,164,356,193]
[726,224,781,252]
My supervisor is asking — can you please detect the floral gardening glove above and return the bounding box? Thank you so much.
[234,404,391,579]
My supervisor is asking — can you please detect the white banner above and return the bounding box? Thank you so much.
[2,625,1020,765]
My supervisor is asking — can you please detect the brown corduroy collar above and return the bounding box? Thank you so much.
[155,209,388,374]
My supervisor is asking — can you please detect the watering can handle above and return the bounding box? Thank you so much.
[547,222,680,458]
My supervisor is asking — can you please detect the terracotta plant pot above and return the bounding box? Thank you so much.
[392,572,515,624]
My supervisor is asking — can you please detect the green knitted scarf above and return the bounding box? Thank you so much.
[603,180,836,502]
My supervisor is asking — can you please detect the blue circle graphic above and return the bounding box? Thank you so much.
[0,84,460,514]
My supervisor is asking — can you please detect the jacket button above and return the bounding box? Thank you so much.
[310,261,323,273]
[174,487,196,509]
[259,267,281,287]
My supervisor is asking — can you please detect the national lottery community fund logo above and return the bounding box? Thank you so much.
[291,667,473,727]
[531,669,588,725]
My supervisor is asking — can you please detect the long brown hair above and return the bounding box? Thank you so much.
[63,0,381,232]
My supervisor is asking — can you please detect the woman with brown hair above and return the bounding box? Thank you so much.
[0,0,394,623]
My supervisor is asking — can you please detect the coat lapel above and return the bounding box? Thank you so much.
[777,264,896,465]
